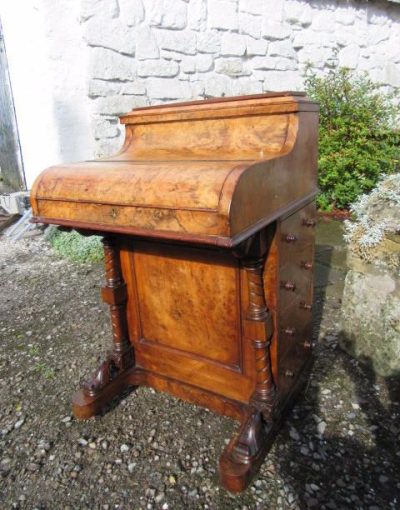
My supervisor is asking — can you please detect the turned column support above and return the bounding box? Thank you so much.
[233,227,276,421]
[80,236,134,399]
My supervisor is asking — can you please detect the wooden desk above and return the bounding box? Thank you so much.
[31,92,319,492]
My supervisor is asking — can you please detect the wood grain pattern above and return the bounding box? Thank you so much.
[31,93,318,244]
[30,93,318,493]
[133,242,241,367]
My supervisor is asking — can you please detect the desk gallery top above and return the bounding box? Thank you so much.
[31,92,319,247]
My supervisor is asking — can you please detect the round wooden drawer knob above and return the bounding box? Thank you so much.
[283,234,297,243]
[303,218,316,227]
[281,280,296,291]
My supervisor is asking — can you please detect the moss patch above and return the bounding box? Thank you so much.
[45,226,104,263]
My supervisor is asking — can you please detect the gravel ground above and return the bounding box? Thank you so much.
[0,224,399,510]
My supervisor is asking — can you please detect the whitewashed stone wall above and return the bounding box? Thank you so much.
[2,0,400,185]
[81,0,400,157]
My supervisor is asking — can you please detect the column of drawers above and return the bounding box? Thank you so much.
[277,202,316,397]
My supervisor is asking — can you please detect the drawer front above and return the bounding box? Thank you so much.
[277,202,316,397]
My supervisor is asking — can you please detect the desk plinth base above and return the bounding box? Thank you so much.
[72,358,311,493]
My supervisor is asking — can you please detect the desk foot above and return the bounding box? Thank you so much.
[72,350,136,419]
[219,408,277,492]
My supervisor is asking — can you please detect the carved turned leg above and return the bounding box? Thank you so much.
[72,236,135,419]
[220,229,277,492]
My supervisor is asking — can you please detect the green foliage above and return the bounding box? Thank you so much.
[304,64,400,210]
[45,226,104,263]
[34,362,56,380]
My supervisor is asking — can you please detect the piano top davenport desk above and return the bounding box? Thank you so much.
[31,92,319,492]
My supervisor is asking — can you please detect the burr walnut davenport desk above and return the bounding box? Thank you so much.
[31,93,319,492]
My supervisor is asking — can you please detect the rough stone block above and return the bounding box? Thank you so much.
[88,79,121,98]
[215,58,249,76]
[284,0,312,27]
[157,30,196,55]
[274,57,298,71]
[119,0,145,27]
[138,60,179,77]
[197,31,221,53]
[181,59,196,74]
[204,73,231,97]
[369,25,390,44]
[146,78,192,99]
[297,46,332,69]
[335,7,356,26]
[262,22,291,41]
[312,12,335,33]
[91,95,146,115]
[338,44,360,69]
[120,80,147,95]
[92,117,120,139]
[239,0,265,16]
[135,26,159,60]
[221,33,246,56]
[262,0,284,21]
[84,19,136,55]
[252,56,278,70]
[263,70,302,91]
[335,26,366,47]
[239,13,262,39]
[148,0,187,30]
[195,54,214,72]
[188,0,207,31]
[80,0,119,22]
[268,39,296,59]
[95,136,124,158]
[190,80,205,98]
[293,31,326,50]
[246,37,268,56]
[90,48,136,81]
[230,77,263,95]
[340,269,400,376]
[208,0,238,31]
[384,62,400,87]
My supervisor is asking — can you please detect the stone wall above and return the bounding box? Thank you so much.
[2,0,400,183]
[82,0,400,157]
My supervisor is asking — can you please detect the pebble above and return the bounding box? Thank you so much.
[120,444,129,453]
[14,418,25,429]
[88,442,97,449]
[127,463,136,473]
[289,428,300,441]
[317,421,327,435]
[155,492,164,503]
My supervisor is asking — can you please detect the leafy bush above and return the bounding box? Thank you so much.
[304,64,400,210]
[45,226,104,263]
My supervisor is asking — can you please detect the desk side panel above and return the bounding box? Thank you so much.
[121,241,255,404]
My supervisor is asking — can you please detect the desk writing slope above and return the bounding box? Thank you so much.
[31,93,319,492]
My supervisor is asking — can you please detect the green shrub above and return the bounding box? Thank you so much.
[45,226,104,263]
[304,64,400,210]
